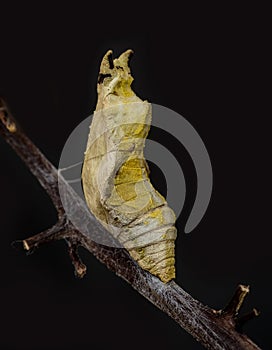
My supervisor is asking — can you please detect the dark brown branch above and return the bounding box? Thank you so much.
[21,219,68,253]
[66,238,87,278]
[0,99,261,350]
[236,309,260,332]
[223,284,250,317]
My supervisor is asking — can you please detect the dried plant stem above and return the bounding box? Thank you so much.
[0,99,261,350]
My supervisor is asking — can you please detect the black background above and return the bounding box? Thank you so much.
[0,4,270,350]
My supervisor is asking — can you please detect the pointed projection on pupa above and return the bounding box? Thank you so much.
[82,50,177,283]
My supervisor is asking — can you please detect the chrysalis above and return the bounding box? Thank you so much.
[82,50,177,283]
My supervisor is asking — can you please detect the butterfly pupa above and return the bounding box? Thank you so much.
[81,50,177,283]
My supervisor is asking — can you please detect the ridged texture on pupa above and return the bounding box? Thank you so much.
[82,50,177,283]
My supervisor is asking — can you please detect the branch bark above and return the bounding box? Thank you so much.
[0,98,261,350]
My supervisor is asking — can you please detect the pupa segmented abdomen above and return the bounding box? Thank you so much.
[81,50,177,283]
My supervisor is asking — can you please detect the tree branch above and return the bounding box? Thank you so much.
[0,98,261,350]
[222,284,250,317]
